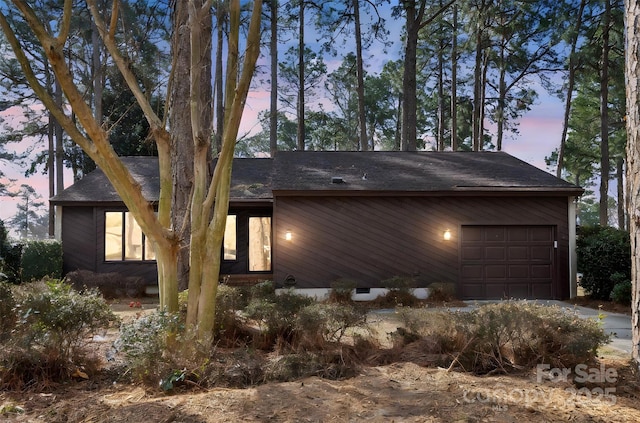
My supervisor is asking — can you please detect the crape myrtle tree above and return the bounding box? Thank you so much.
[0,0,263,339]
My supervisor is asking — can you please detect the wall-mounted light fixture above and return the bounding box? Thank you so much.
[443,229,452,241]
[285,230,292,241]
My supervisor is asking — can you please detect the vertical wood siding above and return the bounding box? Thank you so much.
[274,196,570,299]
[61,207,97,274]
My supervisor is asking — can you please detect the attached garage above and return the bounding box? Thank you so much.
[460,225,556,300]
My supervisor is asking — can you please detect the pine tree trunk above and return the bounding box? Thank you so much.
[600,0,611,226]
[450,4,457,151]
[270,0,278,156]
[557,0,586,178]
[353,0,368,151]
[297,0,305,151]
[623,0,640,372]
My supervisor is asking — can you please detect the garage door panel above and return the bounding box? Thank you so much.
[485,227,506,242]
[485,265,506,279]
[531,265,551,278]
[508,246,528,260]
[485,246,505,260]
[508,265,529,278]
[460,225,556,300]
[531,246,552,260]
[461,265,483,278]
[507,284,529,298]
[507,227,528,241]
[462,227,483,242]
[485,284,507,298]
[461,284,484,298]
[532,284,552,298]
[462,246,483,260]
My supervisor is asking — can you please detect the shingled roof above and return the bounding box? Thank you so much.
[50,156,274,205]
[272,151,583,195]
[50,151,582,205]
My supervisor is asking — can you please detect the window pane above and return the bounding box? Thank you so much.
[224,215,237,260]
[249,217,271,271]
[105,212,123,261]
[124,212,143,260]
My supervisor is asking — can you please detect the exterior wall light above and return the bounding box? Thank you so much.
[443,229,452,241]
[285,230,292,241]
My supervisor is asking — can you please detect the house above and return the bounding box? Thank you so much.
[50,151,583,300]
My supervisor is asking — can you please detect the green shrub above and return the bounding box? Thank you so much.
[397,301,609,374]
[0,280,117,390]
[20,240,63,282]
[114,310,184,382]
[328,278,357,303]
[610,273,632,305]
[427,282,457,302]
[244,288,314,348]
[577,226,630,300]
[1,242,23,284]
[296,303,368,346]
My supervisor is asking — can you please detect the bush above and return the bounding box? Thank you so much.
[396,301,609,374]
[0,280,117,390]
[296,303,368,347]
[1,242,23,284]
[20,240,63,282]
[114,310,184,383]
[328,278,357,303]
[244,288,314,349]
[610,273,632,305]
[373,276,421,307]
[577,226,630,300]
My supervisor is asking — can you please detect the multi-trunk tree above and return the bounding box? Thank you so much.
[0,0,263,340]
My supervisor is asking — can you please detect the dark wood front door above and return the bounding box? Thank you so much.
[460,225,556,300]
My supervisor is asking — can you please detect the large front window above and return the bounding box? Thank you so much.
[105,211,155,261]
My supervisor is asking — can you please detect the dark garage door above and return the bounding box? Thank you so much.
[460,225,556,300]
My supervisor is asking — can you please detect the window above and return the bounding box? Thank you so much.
[105,211,155,261]
[224,215,237,260]
[249,216,271,271]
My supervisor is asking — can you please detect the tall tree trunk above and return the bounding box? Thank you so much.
[450,4,457,151]
[557,0,586,178]
[171,0,213,292]
[54,80,64,195]
[401,2,420,151]
[296,0,305,151]
[437,8,445,151]
[623,0,640,374]
[353,0,368,151]
[617,156,626,230]
[269,0,278,156]
[215,1,225,154]
[472,16,483,151]
[600,0,611,226]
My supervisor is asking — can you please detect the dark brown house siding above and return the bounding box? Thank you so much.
[61,206,97,275]
[273,195,570,299]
